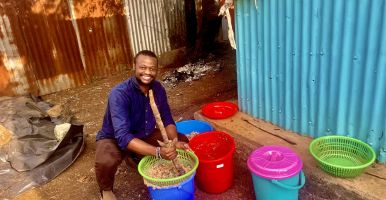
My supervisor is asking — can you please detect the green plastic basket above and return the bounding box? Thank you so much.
[309,135,376,178]
[138,149,199,187]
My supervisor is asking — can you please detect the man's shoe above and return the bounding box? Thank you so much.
[102,190,117,200]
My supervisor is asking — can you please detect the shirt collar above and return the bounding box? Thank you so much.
[130,76,155,91]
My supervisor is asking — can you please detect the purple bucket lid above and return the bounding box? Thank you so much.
[247,146,303,180]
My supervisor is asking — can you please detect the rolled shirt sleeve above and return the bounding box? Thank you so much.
[108,90,135,150]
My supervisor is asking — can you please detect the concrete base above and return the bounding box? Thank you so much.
[194,109,386,200]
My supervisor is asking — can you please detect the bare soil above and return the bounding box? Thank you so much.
[14,43,239,200]
[11,42,366,200]
[15,41,361,200]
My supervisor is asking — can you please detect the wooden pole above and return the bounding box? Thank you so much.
[148,90,185,175]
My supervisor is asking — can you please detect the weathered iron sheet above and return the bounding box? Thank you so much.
[123,0,186,56]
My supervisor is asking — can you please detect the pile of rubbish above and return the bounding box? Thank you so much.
[0,95,84,199]
[162,55,223,87]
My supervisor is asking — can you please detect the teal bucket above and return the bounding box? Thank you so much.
[251,171,305,200]
[247,146,306,200]
[147,173,195,200]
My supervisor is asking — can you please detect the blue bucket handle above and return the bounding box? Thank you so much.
[271,171,305,190]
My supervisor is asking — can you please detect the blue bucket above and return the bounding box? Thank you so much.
[147,173,195,200]
[251,171,305,200]
[176,120,214,135]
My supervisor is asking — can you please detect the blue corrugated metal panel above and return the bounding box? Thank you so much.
[236,0,386,162]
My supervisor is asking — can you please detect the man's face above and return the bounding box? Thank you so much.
[134,55,158,86]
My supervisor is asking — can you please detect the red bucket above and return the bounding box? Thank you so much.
[189,131,236,193]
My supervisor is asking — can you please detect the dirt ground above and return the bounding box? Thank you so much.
[14,43,240,200]
[11,42,373,200]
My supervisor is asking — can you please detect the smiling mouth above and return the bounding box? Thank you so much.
[141,76,153,81]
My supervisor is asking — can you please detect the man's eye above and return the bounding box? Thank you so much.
[139,66,156,72]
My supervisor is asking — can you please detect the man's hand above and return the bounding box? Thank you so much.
[175,141,191,151]
[160,145,177,160]
[159,141,190,160]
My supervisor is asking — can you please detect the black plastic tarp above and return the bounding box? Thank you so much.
[0,96,84,199]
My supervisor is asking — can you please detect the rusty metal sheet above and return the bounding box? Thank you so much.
[71,0,133,78]
[0,0,189,96]
[0,2,36,96]
[76,15,132,78]
[0,0,88,96]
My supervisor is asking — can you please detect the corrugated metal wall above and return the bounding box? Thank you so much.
[71,0,133,79]
[0,0,187,96]
[235,0,386,162]
[124,0,186,55]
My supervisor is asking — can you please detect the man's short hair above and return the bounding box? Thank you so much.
[134,50,157,64]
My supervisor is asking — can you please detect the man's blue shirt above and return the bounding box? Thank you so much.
[96,77,175,151]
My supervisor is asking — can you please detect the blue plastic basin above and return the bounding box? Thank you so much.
[176,120,214,135]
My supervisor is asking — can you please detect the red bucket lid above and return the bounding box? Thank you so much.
[247,146,303,180]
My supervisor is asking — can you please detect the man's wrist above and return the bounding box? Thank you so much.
[155,147,162,159]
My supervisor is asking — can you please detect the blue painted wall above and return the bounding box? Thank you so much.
[235,0,386,162]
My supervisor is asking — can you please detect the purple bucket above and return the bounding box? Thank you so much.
[247,146,305,200]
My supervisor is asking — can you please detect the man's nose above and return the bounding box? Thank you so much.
[144,68,151,74]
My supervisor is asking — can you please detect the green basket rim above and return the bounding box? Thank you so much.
[309,135,376,170]
[137,149,199,183]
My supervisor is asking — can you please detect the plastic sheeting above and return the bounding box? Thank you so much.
[0,96,84,199]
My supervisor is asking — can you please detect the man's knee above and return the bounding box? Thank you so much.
[95,139,123,170]
[95,154,122,170]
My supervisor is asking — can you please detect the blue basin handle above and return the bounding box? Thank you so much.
[270,171,305,190]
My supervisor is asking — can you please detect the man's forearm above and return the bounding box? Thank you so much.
[128,136,179,160]
[165,124,178,140]
[126,138,157,156]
